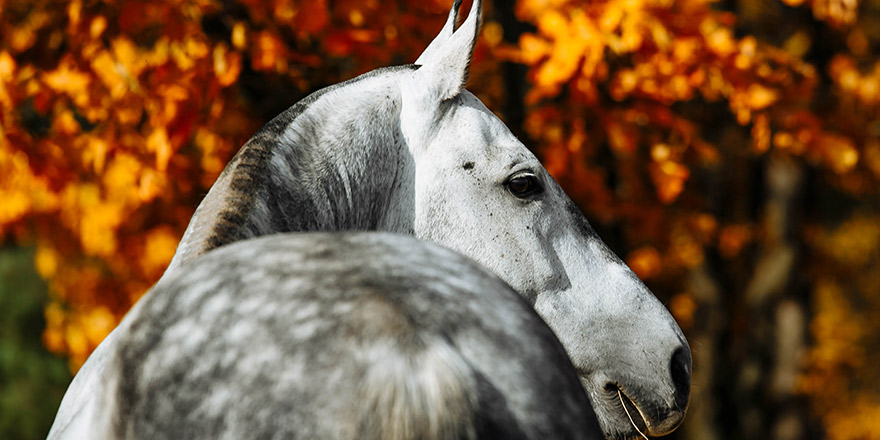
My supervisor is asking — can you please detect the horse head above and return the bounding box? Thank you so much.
[399,1,690,437]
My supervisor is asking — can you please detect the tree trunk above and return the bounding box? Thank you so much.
[738,154,807,439]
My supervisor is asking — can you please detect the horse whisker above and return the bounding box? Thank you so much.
[618,389,649,440]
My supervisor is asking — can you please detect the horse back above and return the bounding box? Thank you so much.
[52,233,599,439]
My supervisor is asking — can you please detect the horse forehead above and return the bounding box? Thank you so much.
[442,92,525,157]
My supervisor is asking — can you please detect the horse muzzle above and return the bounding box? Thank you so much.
[581,345,691,439]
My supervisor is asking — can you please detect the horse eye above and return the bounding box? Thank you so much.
[505,173,543,198]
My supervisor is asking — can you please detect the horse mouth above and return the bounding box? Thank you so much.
[606,384,650,439]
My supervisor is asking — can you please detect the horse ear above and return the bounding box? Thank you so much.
[400,0,482,150]
[411,0,481,102]
[415,0,462,66]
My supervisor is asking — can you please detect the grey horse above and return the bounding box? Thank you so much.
[50,0,690,438]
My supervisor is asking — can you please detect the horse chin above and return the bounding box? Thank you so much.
[582,377,686,440]
[586,385,645,440]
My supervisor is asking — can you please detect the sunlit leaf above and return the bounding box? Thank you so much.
[818,133,859,174]
[650,160,690,203]
[627,246,663,279]
[670,293,696,330]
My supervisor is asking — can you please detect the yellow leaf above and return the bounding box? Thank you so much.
[783,30,812,58]
[537,10,567,38]
[84,307,116,346]
[0,150,40,223]
[598,4,623,32]
[10,10,49,52]
[519,34,551,65]
[232,22,247,50]
[773,131,795,149]
[80,201,123,256]
[171,41,196,71]
[142,227,179,275]
[43,58,91,101]
[858,77,879,103]
[67,0,82,28]
[619,14,644,52]
[0,50,16,79]
[103,152,141,199]
[704,26,736,57]
[138,169,166,202]
[42,326,65,354]
[35,245,59,278]
[53,109,80,136]
[112,37,144,78]
[147,127,172,172]
[90,16,107,39]
[483,21,504,47]
[651,143,672,162]
[91,50,127,99]
[745,84,778,110]
[64,323,89,360]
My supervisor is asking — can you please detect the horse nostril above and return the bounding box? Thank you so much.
[670,346,691,410]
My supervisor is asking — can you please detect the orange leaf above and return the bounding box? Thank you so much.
[718,224,753,258]
[745,84,778,110]
[253,30,285,72]
[670,293,696,330]
[752,113,771,153]
[44,58,91,101]
[147,127,172,172]
[293,0,328,34]
[650,160,690,203]
[213,44,242,87]
[818,133,859,174]
[627,246,663,279]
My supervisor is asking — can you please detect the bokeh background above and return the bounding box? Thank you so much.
[2,0,879,438]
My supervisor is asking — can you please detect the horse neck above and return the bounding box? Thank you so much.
[166,67,417,273]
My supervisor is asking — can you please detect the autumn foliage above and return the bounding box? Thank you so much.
[504,1,880,438]
[2,0,879,438]
[0,0,455,370]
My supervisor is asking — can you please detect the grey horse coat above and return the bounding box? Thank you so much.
[53,233,601,439]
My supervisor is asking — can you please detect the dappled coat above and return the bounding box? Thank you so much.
[50,233,601,439]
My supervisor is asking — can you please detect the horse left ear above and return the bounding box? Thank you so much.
[410,0,481,103]
[400,0,481,149]
[415,0,462,66]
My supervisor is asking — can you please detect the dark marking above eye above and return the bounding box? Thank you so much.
[462,161,475,170]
